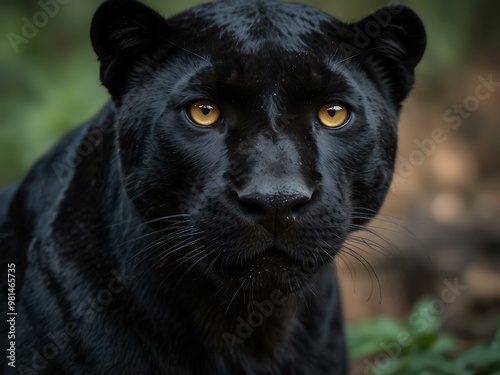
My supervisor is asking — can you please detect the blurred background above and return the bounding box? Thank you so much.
[1,0,499,373]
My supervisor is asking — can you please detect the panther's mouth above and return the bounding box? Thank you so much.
[244,246,298,271]
[218,245,325,292]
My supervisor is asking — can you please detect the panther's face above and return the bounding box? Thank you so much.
[91,0,425,291]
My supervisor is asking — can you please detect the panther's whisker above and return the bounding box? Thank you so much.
[175,248,218,289]
[211,277,233,300]
[224,278,246,316]
[154,246,214,296]
[327,245,355,282]
[156,239,212,279]
[346,236,389,256]
[125,229,204,267]
[345,236,395,261]
[350,222,412,239]
[206,253,221,280]
[349,224,396,251]
[351,208,425,236]
[128,188,150,204]
[120,225,197,250]
[350,214,409,229]
[334,252,358,293]
[349,223,420,269]
[134,236,207,281]
[139,245,204,285]
[142,214,191,226]
[323,238,379,301]
[153,236,207,266]
[106,214,190,229]
[341,246,382,303]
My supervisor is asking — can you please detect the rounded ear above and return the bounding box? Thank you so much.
[90,0,170,99]
[354,5,426,103]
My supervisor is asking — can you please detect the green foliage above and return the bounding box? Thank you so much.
[347,299,500,375]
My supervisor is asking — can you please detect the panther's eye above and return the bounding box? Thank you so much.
[318,102,350,128]
[188,101,221,126]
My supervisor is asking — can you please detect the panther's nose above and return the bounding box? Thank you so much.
[237,188,313,234]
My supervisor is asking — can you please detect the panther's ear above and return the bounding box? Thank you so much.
[91,0,169,99]
[354,5,426,104]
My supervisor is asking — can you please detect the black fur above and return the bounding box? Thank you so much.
[0,1,425,374]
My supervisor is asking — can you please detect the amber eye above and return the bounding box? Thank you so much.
[318,102,350,128]
[188,101,221,126]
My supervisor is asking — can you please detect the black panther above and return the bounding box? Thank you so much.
[0,0,425,373]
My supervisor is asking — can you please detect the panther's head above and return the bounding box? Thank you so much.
[91,0,425,292]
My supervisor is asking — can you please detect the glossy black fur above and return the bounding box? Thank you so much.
[0,1,425,374]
